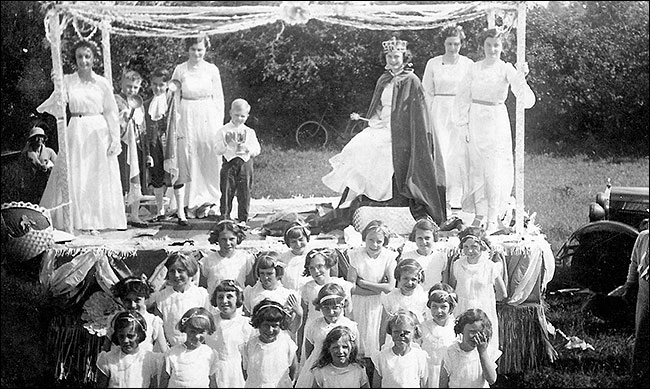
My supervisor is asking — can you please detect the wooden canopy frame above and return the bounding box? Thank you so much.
[41,1,529,234]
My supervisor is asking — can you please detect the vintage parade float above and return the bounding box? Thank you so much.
[4,1,563,385]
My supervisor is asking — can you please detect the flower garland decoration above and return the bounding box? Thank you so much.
[278,1,311,25]
[81,290,124,337]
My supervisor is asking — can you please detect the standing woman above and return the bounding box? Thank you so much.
[456,28,535,234]
[322,36,447,225]
[422,26,473,218]
[38,39,126,233]
[171,34,225,224]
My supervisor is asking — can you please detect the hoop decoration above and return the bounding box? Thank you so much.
[72,16,99,41]
[1,201,54,262]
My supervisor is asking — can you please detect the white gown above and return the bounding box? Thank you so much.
[322,82,395,202]
[39,72,127,231]
[456,60,535,222]
[172,61,224,210]
[422,55,474,209]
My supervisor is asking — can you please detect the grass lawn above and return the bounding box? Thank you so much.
[1,144,648,387]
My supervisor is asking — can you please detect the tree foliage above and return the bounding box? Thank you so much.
[1,1,648,157]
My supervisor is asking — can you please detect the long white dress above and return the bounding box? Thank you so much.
[422,55,474,209]
[348,247,398,357]
[451,252,502,355]
[171,61,224,210]
[39,72,127,231]
[322,82,395,202]
[421,315,457,388]
[456,60,535,223]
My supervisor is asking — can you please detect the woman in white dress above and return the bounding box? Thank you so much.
[322,36,447,225]
[422,26,474,216]
[38,39,126,233]
[171,34,225,224]
[456,28,536,233]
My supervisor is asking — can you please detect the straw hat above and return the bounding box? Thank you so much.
[27,126,47,141]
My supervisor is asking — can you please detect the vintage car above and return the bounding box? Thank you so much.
[556,180,649,294]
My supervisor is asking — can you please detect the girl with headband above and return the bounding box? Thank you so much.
[206,279,253,387]
[243,299,299,387]
[449,226,506,356]
[279,222,312,292]
[96,311,160,388]
[295,283,359,388]
[160,307,218,388]
[421,282,458,388]
[201,219,256,296]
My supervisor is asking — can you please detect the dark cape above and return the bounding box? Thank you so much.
[366,68,447,225]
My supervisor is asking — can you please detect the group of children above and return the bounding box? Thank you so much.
[96,217,507,388]
[114,67,259,227]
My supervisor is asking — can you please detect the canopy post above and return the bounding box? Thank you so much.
[487,9,495,28]
[101,20,112,84]
[514,1,527,234]
[47,9,73,233]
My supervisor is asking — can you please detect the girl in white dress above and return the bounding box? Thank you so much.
[170,34,225,222]
[346,220,398,360]
[422,26,474,214]
[243,252,303,336]
[149,252,211,347]
[456,28,535,233]
[311,326,369,388]
[200,220,256,296]
[401,219,449,291]
[205,279,253,388]
[439,308,500,388]
[379,258,428,349]
[242,299,299,388]
[160,307,218,388]
[96,311,160,388]
[421,283,458,388]
[372,310,429,388]
[111,276,169,353]
[449,227,507,356]
[278,222,312,292]
[39,39,126,233]
[295,283,359,388]
[300,248,355,361]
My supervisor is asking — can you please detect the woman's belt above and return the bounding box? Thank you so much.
[435,93,456,97]
[182,96,212,101]
[471,99,503,106]
[70,112,103,117]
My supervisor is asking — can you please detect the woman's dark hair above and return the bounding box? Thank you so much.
[210,279,244,308]
[184,34,211,51]
[164,251,199,277]
[440,25,466,42]
[209,219,246,245]
[110,310,147,345]
[250,299,291,330]
[71,39,98,59]
[111,276,154,300]
[454,308,492,340]
[312,326,363,370]
[478,28,509,50]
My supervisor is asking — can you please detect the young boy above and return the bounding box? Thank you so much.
[144,68,172,222]
[115,69,150,228]
[215,98,261,224]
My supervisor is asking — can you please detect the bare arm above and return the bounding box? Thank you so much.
[476,332,498,385]
[378,307,389,349]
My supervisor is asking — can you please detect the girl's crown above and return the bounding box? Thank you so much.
[382,37,408,53]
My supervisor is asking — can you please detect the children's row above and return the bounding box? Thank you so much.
[99,281,500,388]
